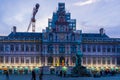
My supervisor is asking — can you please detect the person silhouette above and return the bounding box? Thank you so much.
[31,70,36,80]
[39,68,43,80]
[5,70,9,80]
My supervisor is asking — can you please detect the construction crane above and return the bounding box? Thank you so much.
[27,3,40,32]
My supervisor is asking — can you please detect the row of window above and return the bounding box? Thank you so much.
[0,56,40,64]
[82,57,116,65]
[82,45,119,53]
[49,34,75,41]
[47,45,76,53]
[0,44,40,52]
[0,56,117,65]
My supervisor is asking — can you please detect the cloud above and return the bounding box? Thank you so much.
[74,0,99,6]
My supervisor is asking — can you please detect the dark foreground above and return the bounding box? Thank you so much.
[0,74,120,80]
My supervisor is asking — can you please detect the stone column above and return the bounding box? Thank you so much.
[14,57,15,65]
[115,58,117,66]
[69,45,70,54]
[53,57,55,66]
[3,56,5,65]
[91,57,93,66]
[45,57,47,66]
[68,56,71,66]
[34,57,36,65]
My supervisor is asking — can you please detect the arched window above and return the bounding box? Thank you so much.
[16,57,19,63]
[47,56,53,66]
[59,56,65,65]
[71,56,76,63]
[59,45,65,53]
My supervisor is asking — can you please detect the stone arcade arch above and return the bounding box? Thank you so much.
[59,56,65,66]
[47,56,53,66]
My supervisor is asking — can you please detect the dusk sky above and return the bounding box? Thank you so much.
[0,0,120,38]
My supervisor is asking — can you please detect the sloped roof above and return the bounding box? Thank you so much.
[8,32,42,38]
[82,33,109,38]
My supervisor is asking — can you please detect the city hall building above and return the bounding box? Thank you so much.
[0,3,120,73]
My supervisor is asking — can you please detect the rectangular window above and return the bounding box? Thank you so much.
[71,46,76,53]
[97,46,101,52]
[107,57,111,64]
[93,57,96,64]
[21,57,24,63]
[36,45,39,52]
[82,45,86,52]
[16,57,19,63]
[112,58,115,64]
[117,57,120,65]
[10,45,14,52]
[102,57,106,64]
[59,46,65,53]
[0,56,3,63]
[82,57,86,64]
[117,47,120,53]
[15,45,19,52]
[102,46,106,52]
[31,57,34,63]
[87,58,91,64]
[112,46,115,53]
[5,56,9,63]
[21,45,24,52]
[5,45,10,52]
[26,59,29,64]
[98,57,101,64]
[36,56,39,63]
[93,46,96,52]
[107,47,111,52]
[0,45,4,52]
[26,45,29,52]
[11,57,14,63]
[87,46,91,52]
[31,45,34,52]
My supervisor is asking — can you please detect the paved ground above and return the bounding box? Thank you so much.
[0,74,120,80]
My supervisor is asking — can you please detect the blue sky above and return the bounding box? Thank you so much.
[0,0,120,38]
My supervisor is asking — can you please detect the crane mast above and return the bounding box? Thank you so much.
[27,3,40,32]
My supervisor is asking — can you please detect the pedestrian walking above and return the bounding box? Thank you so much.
[5,70,9,80]
[31,70,36,80]
[39,68,43,80]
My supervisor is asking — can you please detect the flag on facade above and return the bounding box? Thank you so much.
[62,60,64,66]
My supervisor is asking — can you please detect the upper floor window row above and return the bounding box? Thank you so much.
[0,44,41,52]
[82,45,117,53]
